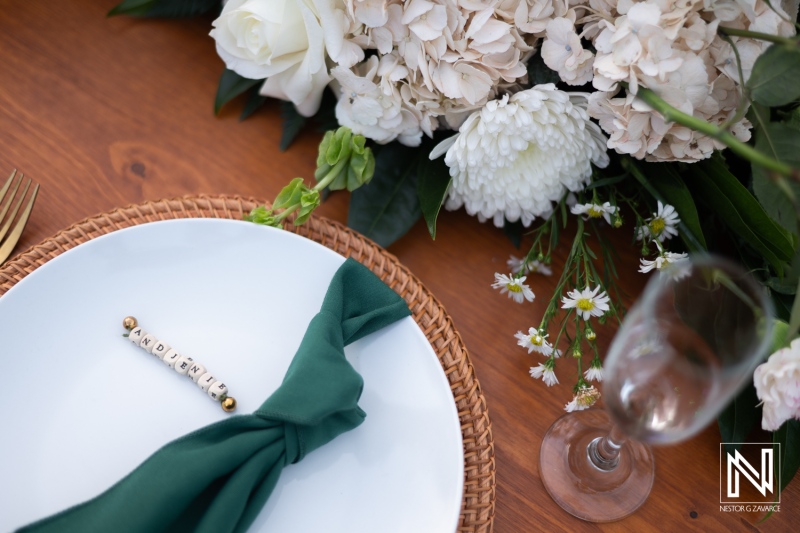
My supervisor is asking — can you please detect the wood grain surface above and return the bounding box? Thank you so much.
[0,2,795,531]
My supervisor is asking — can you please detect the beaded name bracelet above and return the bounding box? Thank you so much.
[122,316,237,412]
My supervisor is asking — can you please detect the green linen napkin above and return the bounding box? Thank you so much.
[19,258,411,533]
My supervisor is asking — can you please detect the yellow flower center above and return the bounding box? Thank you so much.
[649,217,666,235]
[531,335,543,346]
[507,283,522,293]
[587,206,603,218]
[577,298,594,311]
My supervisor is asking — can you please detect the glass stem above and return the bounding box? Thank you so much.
[588,424,626,471]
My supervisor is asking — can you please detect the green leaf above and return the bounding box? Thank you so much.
[214,69,261,115]
[769,319,791,354]
[789,281,800,338]
[279,102,307,151]
[747,44,800,107]
[240,89,268,121]
[272,178,305,210]
[109,0,219,18]
[625,159,707,251]
[108,0,158,16]
[347,144,422,247]
[718,382,760,455]
[774,419,800,491]
[753,123,800,236]
[503,219,524,248]
[526,53,561,86]
[416,156,451,240]
[688,158,796,274]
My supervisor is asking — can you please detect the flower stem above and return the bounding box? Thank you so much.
[633,87,796,177]
[314,158,348,191]
[718,26,797,46]
[274,203,299,223]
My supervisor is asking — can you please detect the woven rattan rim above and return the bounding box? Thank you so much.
[0,195,495,533]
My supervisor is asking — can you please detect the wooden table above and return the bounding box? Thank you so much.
[1,2,795,531]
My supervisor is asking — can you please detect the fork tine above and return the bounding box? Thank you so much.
[0,170,15,203]
[0,178,30,242]
[0,182,38,265]
[0,170,21,224]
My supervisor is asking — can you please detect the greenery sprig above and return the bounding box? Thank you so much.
[246,127,375,228]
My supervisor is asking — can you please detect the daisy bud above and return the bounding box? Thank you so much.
[537,252,545,261]
[572,346,583,358]
[585,328,596,341]
[613,215,623,228]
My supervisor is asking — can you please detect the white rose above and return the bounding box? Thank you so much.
[210,0,331,116]
[754,338,800,431]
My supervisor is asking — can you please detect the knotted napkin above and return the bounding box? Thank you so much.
[20,258,411,533]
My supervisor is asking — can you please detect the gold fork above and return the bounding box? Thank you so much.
[0,170,39,265]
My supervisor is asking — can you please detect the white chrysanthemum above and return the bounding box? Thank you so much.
[636,201,680,242]
[561,285,611,320]
[639,251,690,279]
[430,85,609,227]
[507,255,553,276]
[530,363,559,386]
[570,201,617,224]
[492,273,535,303]
[515,327,554,356]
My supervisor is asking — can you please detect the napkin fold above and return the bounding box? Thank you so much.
[19,258,411,533]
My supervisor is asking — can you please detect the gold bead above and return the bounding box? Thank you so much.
[221,397,237,412]
[122,316,138,331]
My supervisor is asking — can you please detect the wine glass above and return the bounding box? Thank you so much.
[539,255,774,522]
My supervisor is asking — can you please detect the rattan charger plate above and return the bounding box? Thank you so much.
[0,195,495,533]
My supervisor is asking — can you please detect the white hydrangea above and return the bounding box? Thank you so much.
[429,85,609,227]
[332,56,424,146]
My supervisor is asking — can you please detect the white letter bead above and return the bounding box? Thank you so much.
[139,334,158,353]
[208,382,228,401]
[151,341,171,360]
[162,349,181,367]
[174,356,194,375]
[188,363,206,382]
[197,372,216,392]
[128,327,146,345]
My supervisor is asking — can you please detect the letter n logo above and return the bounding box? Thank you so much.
[727,449,772,497]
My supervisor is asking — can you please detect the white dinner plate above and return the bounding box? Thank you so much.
[0,219,463,532]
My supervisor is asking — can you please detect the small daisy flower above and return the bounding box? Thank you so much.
[507,255,553,276]
[584,360,605,382]
[565,386,601,412]
[530,362,559,386]
[570,202,617,224]
[637,201,680,242]
[561,286,611,320]
[515,327,554,356]
[639,251,690,280]
[492,273,535,303]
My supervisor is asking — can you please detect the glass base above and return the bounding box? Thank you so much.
[539,409,655,522]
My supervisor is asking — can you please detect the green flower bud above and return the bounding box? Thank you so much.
[245,205,281,228]
[537,252,544,261]
[294,189,321,225]
[613,215,623,228]
[571,347,583,358]
[314,127,375,192]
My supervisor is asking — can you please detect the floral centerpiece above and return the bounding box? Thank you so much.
[111,0,800,500]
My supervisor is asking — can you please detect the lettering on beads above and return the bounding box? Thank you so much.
[123,317,235,411]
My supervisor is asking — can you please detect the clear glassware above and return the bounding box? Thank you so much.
[539,255,774,522]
